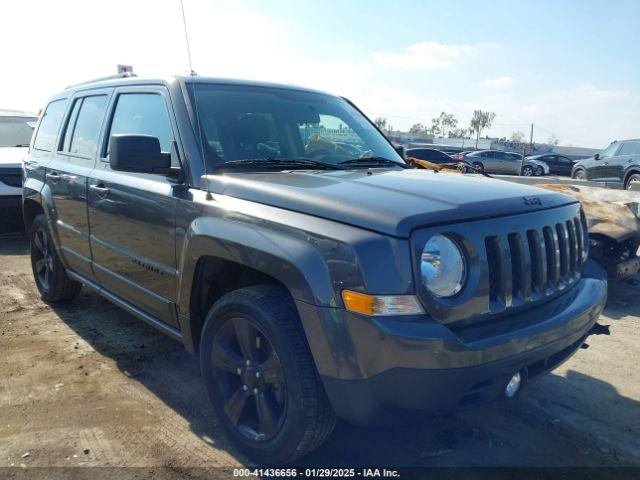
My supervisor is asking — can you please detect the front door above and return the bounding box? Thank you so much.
[589,142,621,181]
[45,92,110,280]
[87,87,181,327]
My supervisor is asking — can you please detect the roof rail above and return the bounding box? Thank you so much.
[65,71,137,90]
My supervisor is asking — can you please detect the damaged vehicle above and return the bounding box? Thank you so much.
[23,75,607,464]
[536,184,640,280]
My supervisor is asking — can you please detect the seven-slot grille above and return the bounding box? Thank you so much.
[484,214,585,312]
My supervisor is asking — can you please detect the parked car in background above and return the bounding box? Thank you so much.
[463,150,549,176]
[0,110,38,227]
[572,139,640,190]
[405,148,454,164]
[526,154,575,176]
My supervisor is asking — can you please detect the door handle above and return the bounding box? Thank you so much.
[90,184,110,197]
[59,174,77,182]
[46,172,61,183]
[24,161,38,171]
[603,162,609,165]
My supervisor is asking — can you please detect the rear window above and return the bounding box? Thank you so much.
[33,100,68,151]
[67,96,108,157]
[618,141,640,156]
[0,116,37,148]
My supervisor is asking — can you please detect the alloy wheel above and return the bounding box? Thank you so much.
[522,166,533,176]
[33,227,54,290]
[211,316,286,442]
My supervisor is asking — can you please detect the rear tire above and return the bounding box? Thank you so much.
[30,214,81,302]
[535,166,544,176]
[200,285,336,464]
[522,165,534,176]
[625,173,640,190]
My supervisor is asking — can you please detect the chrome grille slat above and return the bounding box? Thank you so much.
[556,223,570,282]
[566,220,579,276]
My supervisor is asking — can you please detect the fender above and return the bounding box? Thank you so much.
[176,216,339,316]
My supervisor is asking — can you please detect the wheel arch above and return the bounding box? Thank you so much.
[623,168,640,189]
[177,218,338,353]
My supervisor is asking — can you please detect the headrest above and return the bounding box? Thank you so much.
[236,114,269,145]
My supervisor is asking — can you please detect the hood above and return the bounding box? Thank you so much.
[0,147,27,168]
[202,169,578,237]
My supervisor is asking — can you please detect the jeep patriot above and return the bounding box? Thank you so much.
[23,75,607,463]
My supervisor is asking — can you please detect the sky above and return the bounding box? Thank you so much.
[1,0,639,148]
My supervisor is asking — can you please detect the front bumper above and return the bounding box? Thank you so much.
[0,195,22,225]
[297,260,607,424]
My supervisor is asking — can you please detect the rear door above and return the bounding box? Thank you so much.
[554,156,574,175]
[44,91,110,280]
[87,86,181,328]
[615,141,640,183]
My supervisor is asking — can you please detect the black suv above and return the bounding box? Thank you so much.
[23,75,607,464]
[572,139,640,189]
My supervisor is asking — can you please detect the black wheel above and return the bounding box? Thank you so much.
[200,285,336,464]
[625,173,640,190]
[522,165,534,176]
[535,166,544,176]
[472,162,484,173]
[30,214,81,302]
[573,169,586,180]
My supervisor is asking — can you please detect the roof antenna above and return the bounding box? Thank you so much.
[179,0,197,76]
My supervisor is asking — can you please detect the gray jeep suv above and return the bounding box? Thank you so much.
[23,75,607,464]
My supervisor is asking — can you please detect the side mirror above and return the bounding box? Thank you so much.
[394,145,405,159]
[594,153,600,160]
[109,134,171,174]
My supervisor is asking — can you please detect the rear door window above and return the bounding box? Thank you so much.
[68,95,108,157]
[618,141,640,156]
[33,99,68,151]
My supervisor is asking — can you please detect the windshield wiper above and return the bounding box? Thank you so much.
[338,157,407,168]
[217,157,344,170]
[13,144,30,147]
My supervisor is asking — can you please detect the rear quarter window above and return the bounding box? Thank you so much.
[33,99,68,151]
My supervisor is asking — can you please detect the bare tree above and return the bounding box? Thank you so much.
[438,112,458,138]
[449,127,467,138]
[547,134,560,146]
[469,110,496,148]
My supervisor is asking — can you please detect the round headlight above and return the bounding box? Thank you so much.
[421,235,466,298]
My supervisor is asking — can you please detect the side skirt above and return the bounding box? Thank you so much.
[66,269,184,343]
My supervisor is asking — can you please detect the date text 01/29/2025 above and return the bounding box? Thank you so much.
[233,468,400,477]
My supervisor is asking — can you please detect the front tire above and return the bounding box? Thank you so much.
[472,162,484,173]
[573,169,586,180]
[200,285,336,464]
[522,165,534,176]
[30,214,81,302]
[625,173,640,190]
[535,166,544,176]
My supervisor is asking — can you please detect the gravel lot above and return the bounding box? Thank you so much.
[1,232,639,472]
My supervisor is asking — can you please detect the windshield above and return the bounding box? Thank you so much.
[0,116,37,147]
[599,142,619,158]
[187,83,404,170]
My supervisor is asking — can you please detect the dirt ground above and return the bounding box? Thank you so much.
[1,232,640,472]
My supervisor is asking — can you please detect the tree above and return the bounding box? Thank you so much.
[438,112,458,138]
[449,127,467,138]
[510,131,525,142]
[469,110,496,148]
[429,117,441,136]
[374,117,388,130]
[547,134,560,146]
[409,123,428,135]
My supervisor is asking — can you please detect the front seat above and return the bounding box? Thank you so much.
[234,114,277,159]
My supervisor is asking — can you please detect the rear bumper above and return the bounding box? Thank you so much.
[297,260,607,424]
